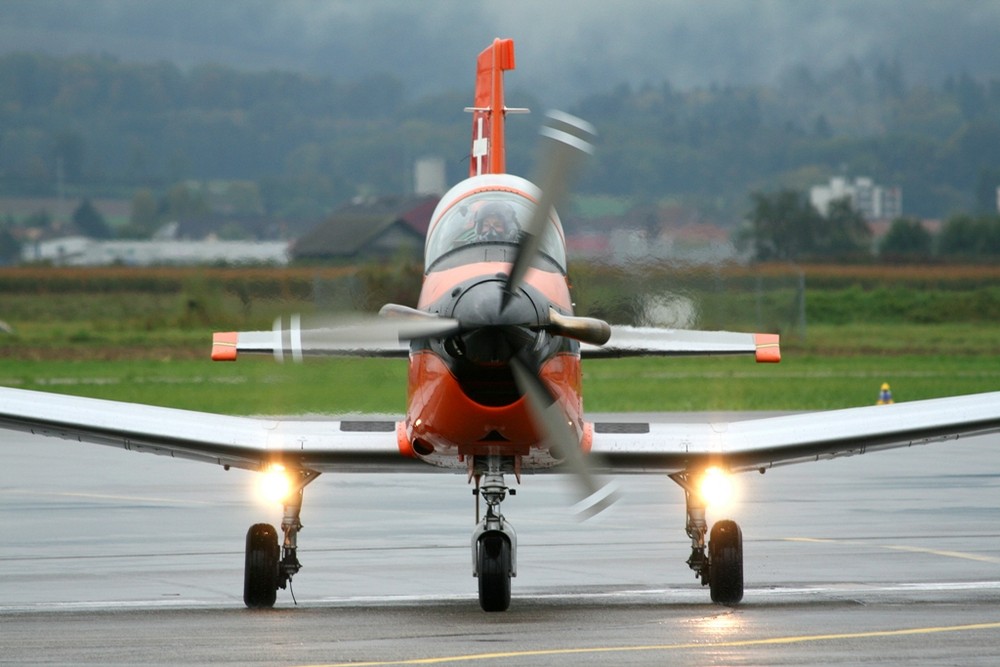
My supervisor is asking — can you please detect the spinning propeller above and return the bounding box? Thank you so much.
[501,111,596,312]
[498,111,619,517]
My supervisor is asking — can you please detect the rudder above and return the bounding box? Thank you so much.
[468,38,517,176]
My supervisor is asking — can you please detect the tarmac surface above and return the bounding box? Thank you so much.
[2,414,999,665]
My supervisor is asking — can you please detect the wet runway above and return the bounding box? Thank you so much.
[2,416,1000,665]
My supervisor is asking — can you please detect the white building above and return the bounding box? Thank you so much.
[810,176,902,220]
[22,236,290,266]
[413,156,446,196]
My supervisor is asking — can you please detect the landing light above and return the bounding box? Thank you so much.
[698,467,735,509]
[256,464,293,505]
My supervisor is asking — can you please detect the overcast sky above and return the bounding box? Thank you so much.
[3,1,999,102]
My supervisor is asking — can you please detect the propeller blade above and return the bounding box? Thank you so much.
[509,355,619,519]
[543,307,612,346]
[272,311,461,360]
[501,111,596,311]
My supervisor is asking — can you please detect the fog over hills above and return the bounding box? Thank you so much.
[2,0,999,102]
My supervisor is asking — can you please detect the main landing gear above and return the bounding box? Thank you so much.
[240,463,741,609]
[470,455,517,612]
[669,470,744,605]
[244,468,320,609]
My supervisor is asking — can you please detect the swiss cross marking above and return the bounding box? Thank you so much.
[472,117,489,174]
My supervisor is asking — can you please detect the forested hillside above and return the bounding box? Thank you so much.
[2,53,999,220]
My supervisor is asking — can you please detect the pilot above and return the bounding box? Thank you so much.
[474,202,519,242]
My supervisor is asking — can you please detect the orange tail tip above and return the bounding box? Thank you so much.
[212,332,239,361]
[468,38,517,177]
[754,333,781,363]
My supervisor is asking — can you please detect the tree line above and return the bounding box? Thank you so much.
[743,190,1000,263]
[1,52,999,222]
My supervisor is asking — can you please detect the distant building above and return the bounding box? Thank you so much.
[565,202,738,265]
[810,176,902,220]
[171,214,313,241]
[413,157,447,196]
[21,236,289,266]
[291,195,438,263]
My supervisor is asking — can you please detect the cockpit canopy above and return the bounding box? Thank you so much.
[424,187,566,272]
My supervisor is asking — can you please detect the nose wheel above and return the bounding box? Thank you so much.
[476,527,513,612]
[471,457,517,612]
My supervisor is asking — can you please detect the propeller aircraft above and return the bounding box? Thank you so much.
[1,39,998,612]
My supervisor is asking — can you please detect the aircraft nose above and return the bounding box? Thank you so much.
[446,280,540,365]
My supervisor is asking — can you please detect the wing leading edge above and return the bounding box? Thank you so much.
[0,386,417,473]
[3,384,996,478]
[588,391,1000,474]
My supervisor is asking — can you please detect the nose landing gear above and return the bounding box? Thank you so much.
[471,456,517,612]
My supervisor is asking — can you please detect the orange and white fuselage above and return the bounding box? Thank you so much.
[402,173,589,471]
[398,38,589,473]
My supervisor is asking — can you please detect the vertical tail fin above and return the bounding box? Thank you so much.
[467,38,522,176]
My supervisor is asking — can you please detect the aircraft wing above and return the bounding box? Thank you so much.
[0,386,416,474]
[588,391,1000,474]
[4,385,997,478]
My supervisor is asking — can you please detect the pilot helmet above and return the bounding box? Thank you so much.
[474,201,518,241]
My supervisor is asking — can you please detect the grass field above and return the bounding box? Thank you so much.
[2,324,996,415]
[1,266,996,415]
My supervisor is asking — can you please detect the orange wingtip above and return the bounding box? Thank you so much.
[211,332,238,361]
[754,333,781,363]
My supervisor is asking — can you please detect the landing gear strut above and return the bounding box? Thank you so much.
[669,470,743,605]
[243,468,320,608]
[471,455,517,612]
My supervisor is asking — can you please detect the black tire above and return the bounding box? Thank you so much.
[708,519,744,605]
[477,533,512,612]
[244,523,280,609]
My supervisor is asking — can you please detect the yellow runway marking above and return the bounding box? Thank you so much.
[885,544,1000,564]
[305,621,1000,666]
[785,537,1000,564]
